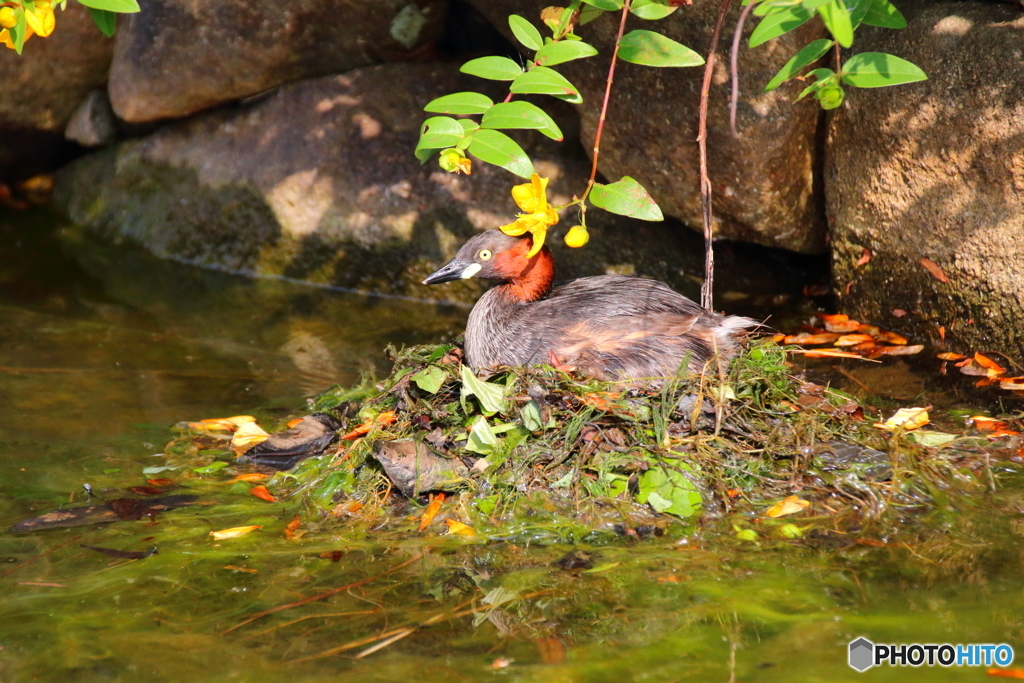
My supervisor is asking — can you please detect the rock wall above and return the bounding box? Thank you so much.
[0,3,113,178]
[54,63,706,302]
[827,0,1024,356]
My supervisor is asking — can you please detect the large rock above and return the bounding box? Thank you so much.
[827,0,1024,356]
[0,3,114,179]
[468,0,827,253]
[55,63,715,303]
[108,0,448,123]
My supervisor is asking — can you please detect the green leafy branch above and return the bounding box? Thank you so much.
[746,0,926,110]
[415,0,706,228]
[0,0,138,54]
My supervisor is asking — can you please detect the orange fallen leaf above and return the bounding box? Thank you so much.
[919,257,949,283]
[822,319,861,333]
[999,377,1024,391]
[249,485,277,502]
[582,391,622,411]
[444,518,477,538]
[936,352,967,361]
[770,334,786,343]
[875,330,908,345]
[332,500,363,516]
[875,407,930,431]
[284,514,302,540]
[232,421,269,450]
[227,473,270,483]
[850,340,878,351]
[285,417,305,428]
[834,334,875,346]
[818,314,849,323]
[765,495,810,518]
[657,575,686,583]
[788,348,881,361]
[187,415,257,432]
[970,417,1011,432]
[874,344,924,356]
[210,525,262,540]
[342,411,397,440]
[856,323,882,336]
[146,478,175,487]
[974,353,1007,376]
[784,332,840,345]
[419,493,445,532]
[987,668,1024,679]
[854,247,872,267]
[726,488,741,499]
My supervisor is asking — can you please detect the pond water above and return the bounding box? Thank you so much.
[1,208,1021,682]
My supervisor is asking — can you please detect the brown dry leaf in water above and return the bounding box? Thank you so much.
[419,492,445,532]
[765,495,810,518]
[444,519,477,538]
[874,407,930,431]
[919,257,949,283]
[210,525,262,540]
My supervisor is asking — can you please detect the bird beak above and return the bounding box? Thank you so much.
[422,259,481,285]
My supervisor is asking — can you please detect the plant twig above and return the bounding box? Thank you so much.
[729,1,756,136]
[584,0,633,199]
[698,0,734,310]
[221,552,423,634]
[0,533,84,578]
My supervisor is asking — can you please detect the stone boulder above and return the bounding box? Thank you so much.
[0,2,114,179]
[108,0,448,123]
[827,0,1024,356]
[468,0,828,253]
[54,62,713,303]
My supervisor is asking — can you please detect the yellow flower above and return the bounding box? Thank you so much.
[499,173,559,258]
[25,1,55,38]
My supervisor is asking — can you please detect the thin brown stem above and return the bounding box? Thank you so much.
[729,1,755,137]
[698,0,734,311]
[584,0,633,198]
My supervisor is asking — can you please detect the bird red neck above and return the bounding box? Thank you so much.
[493,238,555,303]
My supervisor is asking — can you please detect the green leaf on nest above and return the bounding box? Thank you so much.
[460,365,509,416]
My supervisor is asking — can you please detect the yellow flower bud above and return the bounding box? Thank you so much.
[564,225,589,248]
[438,148,471,175]
[0,7,16,30]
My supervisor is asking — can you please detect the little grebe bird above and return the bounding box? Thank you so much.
[423,230,756,383]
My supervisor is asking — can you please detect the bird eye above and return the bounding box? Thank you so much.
[478,249,492,261]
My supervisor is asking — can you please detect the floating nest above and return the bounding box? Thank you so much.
[158,339,1017,546]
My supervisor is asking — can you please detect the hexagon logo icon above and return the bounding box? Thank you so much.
[849,637,874,672]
